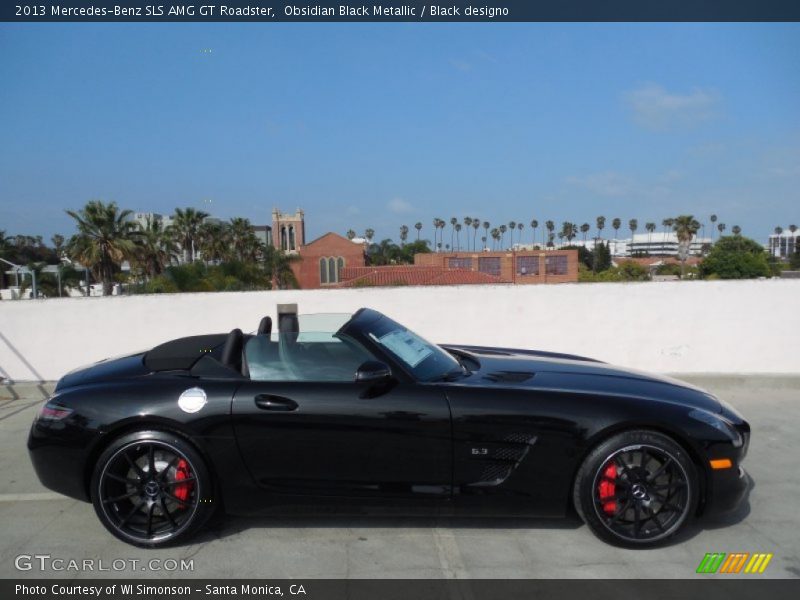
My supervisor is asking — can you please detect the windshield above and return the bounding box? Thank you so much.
[360,314,462,382]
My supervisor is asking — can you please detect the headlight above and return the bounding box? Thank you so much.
[688,409,743,447]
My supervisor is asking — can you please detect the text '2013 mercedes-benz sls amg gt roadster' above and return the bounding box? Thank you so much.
[29,306,750,548]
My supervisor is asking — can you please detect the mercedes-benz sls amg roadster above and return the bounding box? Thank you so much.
[29,307,750,548]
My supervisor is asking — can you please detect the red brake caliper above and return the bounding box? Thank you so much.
[598,463,617,515]
[173,459,193,509]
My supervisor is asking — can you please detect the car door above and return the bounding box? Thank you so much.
[231,331,452,503]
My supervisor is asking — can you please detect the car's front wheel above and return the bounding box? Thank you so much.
[573,430,698,547]
[90,430,215,548]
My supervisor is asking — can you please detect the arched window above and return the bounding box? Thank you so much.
[328,257,336,283]
[289,226,296,250]
[280,226,287,251]
[337,257,345,278]
[319,258,328,284]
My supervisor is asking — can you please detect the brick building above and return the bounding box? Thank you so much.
[413,249,579,284]
[291,232,367,289]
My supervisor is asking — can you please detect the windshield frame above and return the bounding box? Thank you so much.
[341,308,463,383]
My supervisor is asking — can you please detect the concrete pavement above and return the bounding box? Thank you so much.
[1,376,798,579]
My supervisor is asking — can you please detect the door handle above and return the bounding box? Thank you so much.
[254,394,298,411]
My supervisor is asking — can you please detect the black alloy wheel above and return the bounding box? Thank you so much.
[573,430,698,547]
[91,431,214,547]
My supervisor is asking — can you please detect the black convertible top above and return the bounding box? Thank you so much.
[143,333,228,372]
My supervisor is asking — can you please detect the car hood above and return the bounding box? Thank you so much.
[56,353,149,391]
[447,346,721,413]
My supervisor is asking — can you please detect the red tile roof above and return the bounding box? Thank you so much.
[338,265,505,287]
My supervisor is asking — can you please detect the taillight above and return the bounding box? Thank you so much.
[38,403,73,421]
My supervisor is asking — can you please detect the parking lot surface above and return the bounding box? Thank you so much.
[1,376,798,579]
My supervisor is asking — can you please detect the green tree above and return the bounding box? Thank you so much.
[530,219,539,246]
[672,215,700,278]
[262,245,299,289]
[414,222,422,240]
[346,229,357,240]
[399,225,409,246]
[170,207,209,263]
[65,200,140,296]
[699,235,771,279]
[135,216,179,279]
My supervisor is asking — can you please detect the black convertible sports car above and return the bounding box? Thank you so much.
[29,306,750,548]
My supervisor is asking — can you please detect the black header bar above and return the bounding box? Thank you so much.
[3,1,800,23]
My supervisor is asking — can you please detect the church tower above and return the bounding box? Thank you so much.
[271,208,305,253]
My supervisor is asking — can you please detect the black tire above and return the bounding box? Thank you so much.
[90,430,215,548]
[573,430,698,548]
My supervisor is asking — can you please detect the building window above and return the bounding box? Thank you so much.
[546,255,568,275]
[448,257,472,270]
[337,257,345,275]
[319,258,328,284]
[516,256,539,276]
[280,226,287,251]
[478,257,501,276]
[289,226,296,250]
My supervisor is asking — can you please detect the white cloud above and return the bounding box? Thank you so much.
[387,197,415,214]
[448,59,472,73]
[625,83,719,131]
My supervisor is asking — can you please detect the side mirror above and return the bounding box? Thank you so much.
[355,360,392,383]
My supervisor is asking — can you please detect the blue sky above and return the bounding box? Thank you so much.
[1,23,798,245]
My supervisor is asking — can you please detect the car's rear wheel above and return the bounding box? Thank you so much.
[90,430,214,548]
[573,430,698,547]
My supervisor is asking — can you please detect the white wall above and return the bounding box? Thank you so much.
[1,279,798,382]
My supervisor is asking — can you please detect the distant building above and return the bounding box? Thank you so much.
[292,232,366,288]
[272,208,305,253]
[333,249,578,288]
[768,230,799,258]
[626,232,712,257]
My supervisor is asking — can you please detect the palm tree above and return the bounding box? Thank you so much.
[364,228,375,244]
[628,219,638,253]
[197,221,229,264]
[472,218,480,251]
[530,219,539,246]
[517,222,524,247]
[482,221,490,248]
[662,218,674,236]
[732,225,742,236]
[547,232,555,248]
[455,223,462,250]
[508,221,516,247]
[672,215,701,278]
[560,222,577,245]
[773,226,783,257]
[433,218,442,251]
[580,223,590,243]
[450,217,458,250]
[463,217,473,250]
[499,224,508,249]
[51,234,65,259]
[545,220,555,249]
[596,216,606,241]
[135,216,179,279]
[414,221,422,241]
[399,225,409,246]
[65,200,140,296]
[645,222,656,252]
[228,217,260,262]
[717,223,726,238]
[490,228,500,250]
[611,218,622,254]
[170,207,209,263]
[710,214,718,240]
[481,236,487,249]
[346,229,356,240]
[263,245,299,290]
[790,224,798,256]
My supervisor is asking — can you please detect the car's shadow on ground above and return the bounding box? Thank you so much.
[195,514,583,545]
[191,474,754,548]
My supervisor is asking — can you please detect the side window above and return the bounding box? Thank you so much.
[245,332,375,382]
